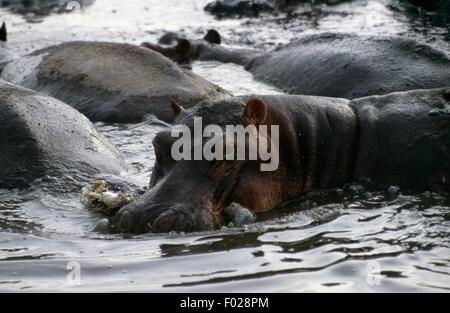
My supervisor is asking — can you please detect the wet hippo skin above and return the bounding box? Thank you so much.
[0,0,96,16]
[1,41,229,123]
[204,0,275,17]
[0,80,126,190]
[403,0,450,13]
[204,0,352,18]
[112,87,450,234]
[144,32,450,99]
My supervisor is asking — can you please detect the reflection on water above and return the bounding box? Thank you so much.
[1,190,449,292]
[0,0,449,292]
[193,61,283,95]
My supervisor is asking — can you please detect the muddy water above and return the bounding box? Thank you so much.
[0,0,449,292]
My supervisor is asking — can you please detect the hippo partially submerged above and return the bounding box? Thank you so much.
[204,0,275,17]
[404,0,450,14]
[0,0,95,16]
[204,0,351,17]
[143,32,450,99]
[113,87,450,233]
[0,80,126,190]
[1,41,229,123]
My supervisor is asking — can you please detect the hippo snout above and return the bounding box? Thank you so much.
[112,203,211,234]
[112,205,155,234]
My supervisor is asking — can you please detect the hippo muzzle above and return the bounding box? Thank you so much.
[111,159,230,234]
[113,202,209,234]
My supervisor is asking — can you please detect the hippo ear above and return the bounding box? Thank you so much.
[244,98,267,125]
[170,96,185,117]
[203,29,221,45]
[0,22,6,42]
[175,39,192,59]
[140,42,153,49]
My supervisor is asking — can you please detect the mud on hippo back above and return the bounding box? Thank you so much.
[111,87,450,234]
[0,41,229,123]
[0,80,126,191]
[143,31,450,99]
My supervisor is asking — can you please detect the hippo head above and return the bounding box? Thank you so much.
[112,97,294,234]
[140,29,221,64]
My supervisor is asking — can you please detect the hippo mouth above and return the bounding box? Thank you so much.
[112,203,212,234]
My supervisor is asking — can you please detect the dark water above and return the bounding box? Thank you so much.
[0,0,449,292]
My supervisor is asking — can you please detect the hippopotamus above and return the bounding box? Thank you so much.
[1,41,229,123]
[112,87,450,234]
[204,0,275,17]
[403,0,450,14]
[204,0,351,17]
[0,80,126,190]
[0,0,95,16]
[142,32,450,99]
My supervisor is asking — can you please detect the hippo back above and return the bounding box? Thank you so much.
[247,33,450,99]
[0,80,125,190]
[352,87,450,190]
[1,41,228,123]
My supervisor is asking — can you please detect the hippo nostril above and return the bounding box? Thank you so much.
[152,211,176,233]
[118,210,133,232]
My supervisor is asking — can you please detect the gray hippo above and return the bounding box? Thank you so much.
[204,0,275,17]
[403,0,450,13]
[0,80,126,190]
[142,32,450,99]
[0,0,95,16]
[112,87,450,233]
[1,41,229,123]
[204,0,351,17]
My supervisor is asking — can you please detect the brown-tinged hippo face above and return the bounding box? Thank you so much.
[112,98,286,234]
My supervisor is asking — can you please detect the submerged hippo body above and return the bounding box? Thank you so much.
[0,23,17,70]
[145,32,450,99]
[113,87,450,233]
[0,0,96,16]
[0,80,126,190]
[204,0,275,17]
[1,41,228,123]
[404,0,450,13]
[204,0,350,17]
